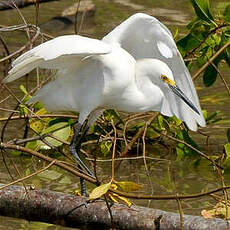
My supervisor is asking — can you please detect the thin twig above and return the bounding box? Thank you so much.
[111,122,117,181]
[86,155,170,162]
[2,143,230,200]
[142,114,157,207]
[176,197,184,230]
[210,62,230,96]
[115,112,159,169]
[0,160,56,190]
[193,40,230,81]
[160,131,222,170]
[0,25,40,63]
[74,0,81,34]
[184,23,228,59]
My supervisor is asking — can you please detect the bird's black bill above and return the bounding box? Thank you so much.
[169,84,200,115]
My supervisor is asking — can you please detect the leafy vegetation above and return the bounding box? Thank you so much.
[12,0,229,171]
[177,0,230,87]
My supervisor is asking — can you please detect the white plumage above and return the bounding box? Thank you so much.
[3,13,205,131]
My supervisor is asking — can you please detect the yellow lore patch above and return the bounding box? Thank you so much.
[161,75,176,86]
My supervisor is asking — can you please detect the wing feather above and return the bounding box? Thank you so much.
[4,35,111,83]
[103,13,205,130]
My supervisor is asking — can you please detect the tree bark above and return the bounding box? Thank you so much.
[0,184,229,230]
[0,0,57,10]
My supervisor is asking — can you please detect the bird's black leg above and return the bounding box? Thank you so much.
[69,122,94,196]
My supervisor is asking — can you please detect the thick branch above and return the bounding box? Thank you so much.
[0,185,229,230]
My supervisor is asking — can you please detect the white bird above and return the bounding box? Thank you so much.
[3,13,205,193]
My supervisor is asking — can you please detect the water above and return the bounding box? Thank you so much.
[0,0,230,229]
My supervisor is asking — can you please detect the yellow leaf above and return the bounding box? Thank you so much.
[116,181,143,192]
[110,183,118,190]
[201,209,214,219]
[107,193,119,203]
[109,192,133,207]
[30,120,44,133]
[201,202,230,219]
[89,182,111,200]
[29,108,48,133]
[35,107,47,115]
[74,188,81,196]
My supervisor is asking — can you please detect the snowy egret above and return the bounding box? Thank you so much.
[3,13,205,194]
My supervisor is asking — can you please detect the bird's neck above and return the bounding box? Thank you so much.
[134,75,164,112]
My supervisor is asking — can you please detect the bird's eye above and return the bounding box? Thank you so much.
[161,75,168,82]
[161,75,176,86]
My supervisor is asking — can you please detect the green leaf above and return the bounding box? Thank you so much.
[38,122,70,148]
[100,141,112,156]
[49,117,71,126]
[19,85,32,103]
[11,150,22,156]
[146,128,160,139]
[25,140,38,150]
[212,34,221,46]
[206,111,219,122]
[104,109,123,123]
[190,0,215,24]
[190,19,208,35]
[223,157,230,170]
[225,42,230,66]
[202,110,208,120]
[182,130,199,150]
[224,5,230,22]
[39,170,62,180]
[33,101,45,110]
[19,104,29,115]
[221,33,230,67]
[89,182,111,200]
[157,115,164,129]
[20,84,28,95]
[173,27,179,39]
[227,129,230,143]
[176,147,184,159]
[187,17,200,30]
[177,33,200,54]
[197,46,213,67]
[175,128,184,140]
[203,63,218,87]
[41,122,68,135]
[225,143,230,156]
[171,116,182,126]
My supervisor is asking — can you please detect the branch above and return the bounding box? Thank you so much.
[0,142,97,184]
[0,114,78,122]
[0,184,229,230]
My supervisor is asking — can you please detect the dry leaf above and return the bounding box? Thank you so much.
[116,181,143,192]
[89,182,111,200]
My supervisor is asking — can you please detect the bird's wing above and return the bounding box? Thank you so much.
[103,13,205,131]
[3,35,111,83]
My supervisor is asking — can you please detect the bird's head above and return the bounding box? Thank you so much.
[140,59,200,115]
[159,66,200,115]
